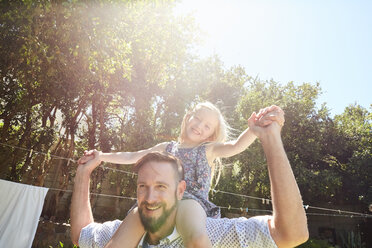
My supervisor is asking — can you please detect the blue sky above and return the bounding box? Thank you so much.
[176,0,371,116]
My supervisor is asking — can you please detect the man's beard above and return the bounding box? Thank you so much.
[138,195,178,233]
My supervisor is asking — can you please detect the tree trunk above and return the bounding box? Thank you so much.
[88,96,97,149]
[9,108,32,180]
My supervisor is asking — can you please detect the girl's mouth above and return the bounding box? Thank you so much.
[191,128,200,135]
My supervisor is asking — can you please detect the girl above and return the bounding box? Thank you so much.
[79,102,284,248]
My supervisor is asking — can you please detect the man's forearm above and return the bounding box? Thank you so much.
[261,131,308,247]
[70,168,94,245]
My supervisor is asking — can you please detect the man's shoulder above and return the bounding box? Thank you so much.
[206,215,270,225]
[79,216,277,248]
[206,215,270,231]
[79,220,122,248]
[206,216,277,248]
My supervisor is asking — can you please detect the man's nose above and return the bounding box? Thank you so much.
[144,188,158,203]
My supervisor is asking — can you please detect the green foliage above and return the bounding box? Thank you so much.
[298,238,335,248]
[1,0,371,235]
[210,79,371,214]
[336,230,366,248]
[47,241,78,248]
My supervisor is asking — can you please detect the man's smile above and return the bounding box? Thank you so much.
[145,204,161,211]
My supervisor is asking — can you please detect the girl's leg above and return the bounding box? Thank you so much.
[105,207,145,248]
[176,199,212,248]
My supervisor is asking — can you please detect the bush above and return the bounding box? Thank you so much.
[297,238,335,248]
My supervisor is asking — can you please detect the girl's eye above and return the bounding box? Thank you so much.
[205,125,210,130]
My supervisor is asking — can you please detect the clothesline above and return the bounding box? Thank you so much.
[305,212,371,218]
[3,178,371,219]
[212,189,267,201]
[47,184,275,215]
[48,187,137,201]
[38,220,70,227]
[0,142,137,177]
[211,189,370,217]
[47,186,372,218]
[2,142,372,219]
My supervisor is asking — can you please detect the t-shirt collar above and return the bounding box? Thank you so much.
[137,227,180,248]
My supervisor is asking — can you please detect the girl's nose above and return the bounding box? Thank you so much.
[195,121,203,130]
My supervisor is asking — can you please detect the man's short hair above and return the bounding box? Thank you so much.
[133,152,184,182]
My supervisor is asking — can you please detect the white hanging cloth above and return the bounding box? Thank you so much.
[0,179,49,248]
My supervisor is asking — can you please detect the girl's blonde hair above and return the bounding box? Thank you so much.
[178,101,232,187]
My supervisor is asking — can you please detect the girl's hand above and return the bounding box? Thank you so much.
[76,150,102,174]
[248,111,283,139]
[78,149,102,165]
[256,105,285,127]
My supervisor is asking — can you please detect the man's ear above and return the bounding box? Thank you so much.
[177,180,186,200]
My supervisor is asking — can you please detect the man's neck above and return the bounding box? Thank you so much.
[146,213,177,245]
[146,225,175,245]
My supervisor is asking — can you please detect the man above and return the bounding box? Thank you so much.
[71,110,309,247]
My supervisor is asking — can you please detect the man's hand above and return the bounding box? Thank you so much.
[77,150,102,175]
[248,105,285,138]
[257,105,285,127]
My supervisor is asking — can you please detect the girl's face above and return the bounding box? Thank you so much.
[184,107,219,145]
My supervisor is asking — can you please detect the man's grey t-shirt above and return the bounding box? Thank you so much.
[79,215,277,247]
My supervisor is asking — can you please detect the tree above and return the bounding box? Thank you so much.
[334,104,372,206]
[1,0,370,227]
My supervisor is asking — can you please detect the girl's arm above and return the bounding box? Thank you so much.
[207,106,284,161]
[79,142,168,165]
[207,126,257,160]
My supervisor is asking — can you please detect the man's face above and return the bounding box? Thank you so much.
[137,161,183,233]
